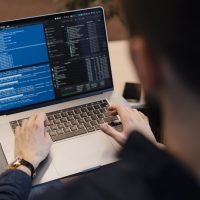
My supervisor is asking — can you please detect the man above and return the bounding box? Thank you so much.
[1,0,200,199]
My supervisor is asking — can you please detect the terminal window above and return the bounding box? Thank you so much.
[0,9,113,112]
[0,24,49,70]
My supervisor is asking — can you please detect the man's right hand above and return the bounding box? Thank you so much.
[15,113,52,170]
[100,104,157,146]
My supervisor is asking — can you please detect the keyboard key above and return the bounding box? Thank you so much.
[49,131,57,136]
[74,114,81,119]
[74,109,81,114]
[11,124,18,131]
[63,127,71,133]
[80,113,87,117]
[108,121,122,127]
[18,119,24,126]
[61,112,67,117]
[97,119,104,124]
[73,129,87,136]
[95,125,100,130]
[104,112,113,117]
[71,120,79,125]
[50,125,57,130]
[48,120,54,126]
[93,110,100,114]
[100,103,108,108]
[84,122,92,128]
[60,118,67,123]
[86,111,93,116]
[90,121,98,126]
[67,116,74,121]
[78,119,85,124]
[51,134,67,142]
[94,105,100,109]
[47,115,54,120]
[81,108,87,112]
[104,116,118,123]
[57,129,64,135]
[10,121,18,125]
[86,127,95,132]
[53,119,60,124]
[57,124,65,129]
[99,108,105,113]
[52,129,88,141]
[70,125,78,131]
[64,122,71,127]
[85,117,91,122]
[54,114,61,119]
[97,114,104,119]
[91,115,98,120]
[77,124,84,129]
[87,106,94,111]
[67,111,74,115]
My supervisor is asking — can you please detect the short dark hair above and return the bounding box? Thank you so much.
[123,0,200,94]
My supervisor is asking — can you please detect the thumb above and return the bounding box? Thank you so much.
[100,124,125,145]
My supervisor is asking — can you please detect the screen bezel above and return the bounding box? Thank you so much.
[0,7,114,115]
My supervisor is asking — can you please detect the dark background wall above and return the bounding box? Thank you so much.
[0,0,128,41]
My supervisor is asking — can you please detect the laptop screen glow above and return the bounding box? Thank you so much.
[0,7,113,113]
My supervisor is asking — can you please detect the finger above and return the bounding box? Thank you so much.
[45,131,53,145]
[15,126,20,136]
[108,106,117,112]
[109,104,131,123]
[27,114,37,127]
[33,113,48,127]
[35,113,47,132]
[21,119,28,133]
[100,123,126,145]
[15,126,22,158]
[110,111,118,116]
[107,106,118,116]
[36,112,48,124]
[44,115,49,127]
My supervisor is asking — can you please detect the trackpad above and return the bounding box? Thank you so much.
[51,132,117,177]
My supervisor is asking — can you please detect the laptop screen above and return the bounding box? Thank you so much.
[0,7,113,114]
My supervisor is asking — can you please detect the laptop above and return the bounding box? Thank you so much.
[0,7,126,185]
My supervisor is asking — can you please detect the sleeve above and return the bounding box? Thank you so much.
[0,169,32,200]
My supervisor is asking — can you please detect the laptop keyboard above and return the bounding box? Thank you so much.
[9,99,121,142]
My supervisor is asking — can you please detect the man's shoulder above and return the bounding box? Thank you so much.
[79,132,200,199]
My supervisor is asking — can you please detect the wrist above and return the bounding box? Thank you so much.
[17,165,32,177]
[8,158,36,178]
[22,157,39,170]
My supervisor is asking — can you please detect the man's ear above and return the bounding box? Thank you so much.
[129,36,161,93]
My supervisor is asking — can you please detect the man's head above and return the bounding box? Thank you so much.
[122,0,200,174]
[122,0,200,170]
[122,0,200,96]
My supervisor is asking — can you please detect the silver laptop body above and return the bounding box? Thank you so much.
[0,7,126,185]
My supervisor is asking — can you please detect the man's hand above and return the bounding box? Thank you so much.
[100,104,157,146]
[15,113,52,169]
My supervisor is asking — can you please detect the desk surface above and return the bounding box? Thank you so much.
[109,40,144,107]
[108,40,140,95]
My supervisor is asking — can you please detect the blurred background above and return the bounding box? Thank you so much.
[0,0,129,41]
